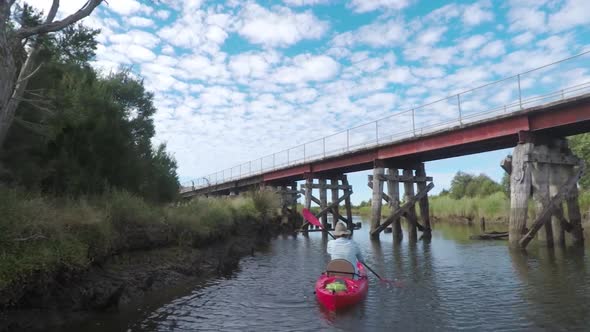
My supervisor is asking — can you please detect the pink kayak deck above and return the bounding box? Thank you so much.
[315,262,369,311]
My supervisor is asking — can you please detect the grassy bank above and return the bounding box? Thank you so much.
[0,187,281,298]
[350,191,590,224]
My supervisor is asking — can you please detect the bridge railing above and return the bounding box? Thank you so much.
[181,50,590,193]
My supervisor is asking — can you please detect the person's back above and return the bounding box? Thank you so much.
[327,222,364,275]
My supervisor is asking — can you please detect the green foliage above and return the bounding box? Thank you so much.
[449,172,503,199]
[501,172,511,197]
[430,192,509,220]
[0,187,282,291]
[1,24,178,202]
[569,133,590,189]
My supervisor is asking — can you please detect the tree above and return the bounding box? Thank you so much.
[569,133,590,189]
[501,172,510,197]
[0,0,104,148]
[449,171,503,199]
[1,23,179,202]
[450,171,473,199]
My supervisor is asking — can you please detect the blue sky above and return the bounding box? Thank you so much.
[24,0,590,204]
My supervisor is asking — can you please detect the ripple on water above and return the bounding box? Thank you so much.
[99,223,590,332]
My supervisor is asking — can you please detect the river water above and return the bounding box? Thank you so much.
[64,217,590,331]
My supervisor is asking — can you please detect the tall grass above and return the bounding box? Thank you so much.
[350,190,590,224]
[429,192,509,221]
[0,186,281,292]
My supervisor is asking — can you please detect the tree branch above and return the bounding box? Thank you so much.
[17,63,42,82]
[46,0,60,23]
[15,0,103,39]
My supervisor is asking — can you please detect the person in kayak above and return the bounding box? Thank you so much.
[327,221,364,277]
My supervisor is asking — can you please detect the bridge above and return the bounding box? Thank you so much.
[180,51,590,249]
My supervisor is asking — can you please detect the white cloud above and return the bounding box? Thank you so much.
[118,44,156,62]
[511,31,535,46]
[238,3,328,47]
[459,34,487,52]
[109,30,160,48]
[348,0,411,13]
[548,0,590,32]
[332,19,406,48]
[507,7,546,32]
[417,27,447,45]
[283,0,329,5]
[462,1,493,26]
[229,51,281,79]
[273,54,340,84]
[106,0,144,16]
[480,40,506,58]
[156,10,171,20]
[157,9,231,54]
[128,16,154,27]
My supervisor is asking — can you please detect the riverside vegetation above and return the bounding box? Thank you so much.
[0,5,286,329]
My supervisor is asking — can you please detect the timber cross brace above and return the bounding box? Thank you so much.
[274,183,301,226]
[300,174,354,233]
[369,163,434,241]
[504,136,585,249]
[518,161,585,248]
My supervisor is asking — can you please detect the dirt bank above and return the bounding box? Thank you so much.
[0,218,290,332]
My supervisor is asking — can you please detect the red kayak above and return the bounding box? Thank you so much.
[315,261,368,311]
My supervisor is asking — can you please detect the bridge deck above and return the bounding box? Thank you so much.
[182,93,590,196]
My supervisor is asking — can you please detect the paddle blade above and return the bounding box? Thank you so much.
[302,208,322,228]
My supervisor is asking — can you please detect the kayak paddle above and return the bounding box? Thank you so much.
[301,208,402,286]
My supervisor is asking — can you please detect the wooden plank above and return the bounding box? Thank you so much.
[519,163,584,248]
[310,184,352,190]
[343,176,354,231]
[371,167,385,239]
[531,144,553,247]
[565,165,584,246]
[331,178,340,228]
[367,181,391,203]
[403,169,418,242]
[552,138,578,247]
[509,142,534,247]
[387,168,402,242]
[526,152,580,165]
[372,182,434,236]
[319,178,328,229]
[303,177,313,232]
[416,164,432,240]
[369,174,433,183]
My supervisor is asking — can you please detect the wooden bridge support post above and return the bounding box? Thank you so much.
[508,142,534,247]
[387,168,402,242]
[566,167,584,246]
[319,178,328,232]
[371,167,385,239]
[343,176,354,231]
[416,164,432,240]
[530,145,553,247]
[403,169,419,243]
[290,181,298,225]
[303,176,313,232]
[549,141,567,247]
[331,178,340,228]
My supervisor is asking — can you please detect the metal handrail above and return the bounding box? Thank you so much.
[182,50,590,191]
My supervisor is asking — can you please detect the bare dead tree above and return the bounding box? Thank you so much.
[0,0,104,148]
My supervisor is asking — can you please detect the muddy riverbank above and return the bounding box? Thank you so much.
[0,217,291,332]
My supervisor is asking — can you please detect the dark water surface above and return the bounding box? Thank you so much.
[65,218,590,331]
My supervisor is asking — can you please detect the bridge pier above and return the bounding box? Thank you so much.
[504,134,585,248]
[369,163,434,241]
[300,174,354,234]
[276,182,300,226]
